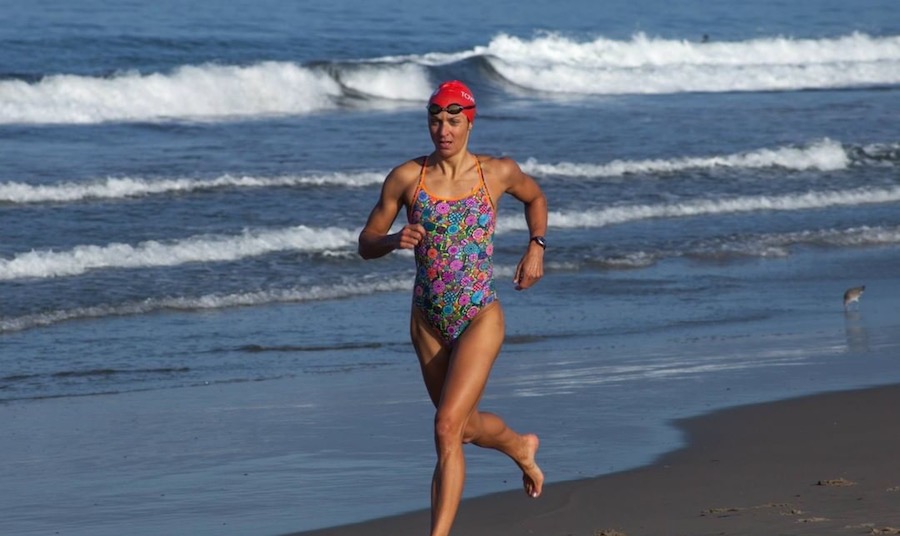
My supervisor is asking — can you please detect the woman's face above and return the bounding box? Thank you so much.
[428,111,472,157]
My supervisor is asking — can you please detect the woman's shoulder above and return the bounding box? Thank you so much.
[474,154,525,183]
[385,156,426,185]
[380,157,427,204]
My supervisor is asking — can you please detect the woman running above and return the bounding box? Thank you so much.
[358,80,548,536]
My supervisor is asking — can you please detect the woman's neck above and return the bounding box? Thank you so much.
[429,150,471,181]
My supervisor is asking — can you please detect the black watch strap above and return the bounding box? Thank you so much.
[531,236,546,249]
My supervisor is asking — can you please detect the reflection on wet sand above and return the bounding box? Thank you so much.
[843,311,870,353]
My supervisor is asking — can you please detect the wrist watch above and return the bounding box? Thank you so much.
[530,236,546,249]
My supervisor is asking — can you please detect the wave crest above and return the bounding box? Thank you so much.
[521,139,856,178]
[0,171,386,204]
[0,225,357,280]
[0,61,432,125]
[484,32,900,95]
[3,32,898,124]
[498,186,900,231]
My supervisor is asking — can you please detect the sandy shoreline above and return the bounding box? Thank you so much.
[287,384,900,536]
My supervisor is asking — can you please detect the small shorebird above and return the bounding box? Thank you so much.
[843,285,865,311]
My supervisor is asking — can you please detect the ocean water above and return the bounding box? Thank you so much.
[1,0,899,534]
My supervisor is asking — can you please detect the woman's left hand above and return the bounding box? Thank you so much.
[513,245,544,290]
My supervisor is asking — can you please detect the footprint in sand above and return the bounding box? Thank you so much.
[816,477,856,487]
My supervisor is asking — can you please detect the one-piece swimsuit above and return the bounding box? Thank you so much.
[409,156,497,344]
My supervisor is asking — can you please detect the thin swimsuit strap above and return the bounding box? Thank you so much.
[412,155,495,212]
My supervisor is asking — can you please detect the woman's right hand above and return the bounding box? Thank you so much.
[394,224,426,249]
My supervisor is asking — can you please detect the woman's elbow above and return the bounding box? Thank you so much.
[358,246,374,260]
[357,234,380,260]
[357,240,372,260]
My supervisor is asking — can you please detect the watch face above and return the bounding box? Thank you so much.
[533,236,546,248]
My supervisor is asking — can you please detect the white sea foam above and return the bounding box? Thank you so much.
[337,62,433,101]
[498,186,900,231]
[521,139,850,178]
[3,224,896,332]
[0,264,533,331]
[0,62,429,125]
[483,32,900,95]
[0,278,411,333]
[0,171,387,204]
[6,183,897,281]
[0,226,357,280]
[7,139,890,206]
[4,32,898,125]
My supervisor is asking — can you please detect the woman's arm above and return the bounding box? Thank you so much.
[358,164,424,259]
[493,157,548,290]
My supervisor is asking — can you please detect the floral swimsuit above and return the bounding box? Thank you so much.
[409,156,497,344]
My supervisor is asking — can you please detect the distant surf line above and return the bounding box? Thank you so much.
[501,185,900,231]
[4,139,896,205]
[521,138,855,178]
[0,171,386,204]
[0,277,413,333]
[587,224,900,269]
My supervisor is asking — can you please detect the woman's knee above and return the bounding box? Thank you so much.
[434,411,461,444]
[434,411,479,447]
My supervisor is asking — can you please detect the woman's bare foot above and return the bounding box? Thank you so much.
[518,434,544,498]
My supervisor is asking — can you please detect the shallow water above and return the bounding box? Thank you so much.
[1,0,899,534]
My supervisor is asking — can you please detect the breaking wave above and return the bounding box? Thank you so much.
[0,225,357,280]
[2,32,898,124]
[482,32,900,95]
[3,224,897,331]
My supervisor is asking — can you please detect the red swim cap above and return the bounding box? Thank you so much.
[428,80,476,123]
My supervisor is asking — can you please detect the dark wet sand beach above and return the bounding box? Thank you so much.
[288,383,900,536]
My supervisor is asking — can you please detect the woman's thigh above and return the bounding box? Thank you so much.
[438,303,505,419]
[410,307,450,407]
[410,302,505,412]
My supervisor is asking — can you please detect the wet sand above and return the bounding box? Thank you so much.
[287,383,900,536]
